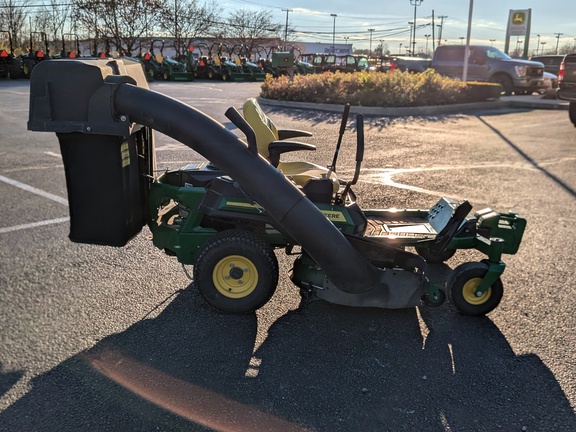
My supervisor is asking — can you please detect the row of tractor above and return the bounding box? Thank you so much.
[2,30,374,82]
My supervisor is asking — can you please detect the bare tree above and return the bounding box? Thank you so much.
[0,0,29,50]
[160,0,222,58]
[74,0,162,56]
[33,0,70,55]
[225,8,282,56]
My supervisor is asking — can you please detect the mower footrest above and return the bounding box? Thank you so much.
[365,215,437,240]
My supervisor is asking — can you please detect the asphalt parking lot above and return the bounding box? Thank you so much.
[1,77,575,431]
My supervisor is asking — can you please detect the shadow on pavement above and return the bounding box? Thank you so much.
[1,279,575,432]
[0,367,23,400]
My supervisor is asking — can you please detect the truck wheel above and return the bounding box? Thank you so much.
[569,102,576,127]
[193,230,279,314]
[447,262,503,316]
[415,246,456,264]
[490,74,513,96]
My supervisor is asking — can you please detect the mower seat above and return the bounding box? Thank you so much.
[242,98,340,192]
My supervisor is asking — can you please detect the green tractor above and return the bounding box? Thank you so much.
[28,59,527,317]
[0,30,23,79]
[211,43,248,81]
[230,44,267,81]
[20,31,50,78]
[59,33,81,59]
[140,40,194,82]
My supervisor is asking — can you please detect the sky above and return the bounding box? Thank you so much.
[222,0,576,55]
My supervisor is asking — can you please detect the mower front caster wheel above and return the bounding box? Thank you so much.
[193,230,279,314]
[447,262,503,316]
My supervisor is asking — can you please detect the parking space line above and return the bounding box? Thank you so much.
[0,174,68,206]
[0,217,70,234]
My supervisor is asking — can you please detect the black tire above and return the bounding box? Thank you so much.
[569,102,576,128]
[490,74,513,96]
[447,262,503,316]
[415,246,456,264]
[193,230,279,314]
[144,63,155,81]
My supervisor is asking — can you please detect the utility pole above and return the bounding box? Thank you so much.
[431,10,435,52]
[408,22,414,55]
[436,16,447,47]
[368,28,375,55]
[330,14,337,54]
[410,0,423,57]
[282,9,292,49]
[554,33,563,54]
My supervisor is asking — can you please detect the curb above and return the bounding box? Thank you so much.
[257,96,568,116]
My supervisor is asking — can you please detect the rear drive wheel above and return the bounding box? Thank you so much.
[193,230,279,314]
[490,74,513,96]
[569,102,576,127]
[447,262,503,316]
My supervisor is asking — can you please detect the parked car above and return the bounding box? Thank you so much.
[540,71,558,93]
[556,53,576,126]
[529,55,564,75]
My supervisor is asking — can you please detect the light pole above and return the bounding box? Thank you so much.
[344,36,349,54]
[399,42,403,55]
[330,14,337,54]
[536,34,541,55]
[410,0,423,57]
[424,34,430,55]
[459,36,465,45]
[541,41,546,54]
[380,39,385,55]
[368,28,375,56]
[490,39,496,46]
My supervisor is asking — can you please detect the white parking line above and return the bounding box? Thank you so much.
[0,217,70,234]
[0,174,68,206]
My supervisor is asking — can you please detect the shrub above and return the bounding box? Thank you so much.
[260,70,501,107]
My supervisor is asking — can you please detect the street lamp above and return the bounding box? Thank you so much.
[536,34,541,55]
[424,34,430,55]
[399,42,403,55]
[330,14,337,54]
[490,39,496,47]
[459,36,465,45]
[541,41,547,54]
[410,0,423,57]
[368,28,375,56]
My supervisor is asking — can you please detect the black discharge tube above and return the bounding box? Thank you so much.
[114,84,382,295]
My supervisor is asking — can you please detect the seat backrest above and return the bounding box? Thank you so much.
[242,98,278,159]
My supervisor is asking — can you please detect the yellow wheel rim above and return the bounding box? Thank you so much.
[462,277,492,305]
[213,255,258,299]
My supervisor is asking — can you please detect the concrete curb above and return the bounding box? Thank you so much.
[257,96,568,116]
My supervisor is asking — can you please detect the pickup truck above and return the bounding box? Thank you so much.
[387,45,545,95]
[556,53,576,127]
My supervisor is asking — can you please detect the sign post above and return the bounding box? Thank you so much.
[504,9,532,58]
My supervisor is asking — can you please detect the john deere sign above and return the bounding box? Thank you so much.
[504,9,532,58]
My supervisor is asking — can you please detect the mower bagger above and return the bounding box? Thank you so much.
[28,58,526,317]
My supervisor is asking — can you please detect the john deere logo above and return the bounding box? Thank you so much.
[512,12,526,25]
